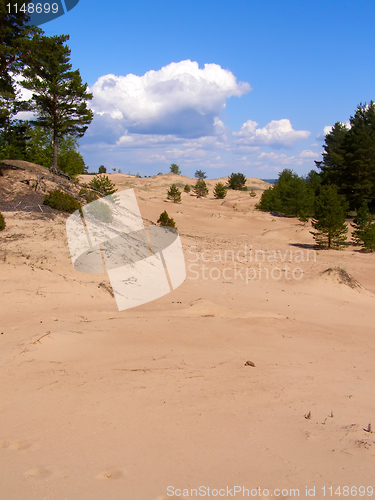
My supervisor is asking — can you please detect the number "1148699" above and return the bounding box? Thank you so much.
[6,3,59,14]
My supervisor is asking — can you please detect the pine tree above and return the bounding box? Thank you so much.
[213,182,227,199]
[167,184,181,203]
[88,174,117,197]
[351,203,373,245]
[25,125,86,177]
[184,184,191,193]
[169,163,181,174]
[310,185,348,249]
[361,224,375,252]
[21,34,93,175]
[227,172,247,190]
[256,169,315,217]
[315,122,349,188]
[0,2,40,144]
[342,102,375,211]
[351,203,375,251]
[0,0,40,106]
[194,178,209,197]
[195,169,206,179]
[157,210,177,229]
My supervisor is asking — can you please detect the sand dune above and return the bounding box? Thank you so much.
[1,166,375,500]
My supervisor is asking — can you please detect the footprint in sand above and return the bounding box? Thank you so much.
[23,466,53,479]
[96,468,126,480]
[0,439,38,451]
[23,465,63,479]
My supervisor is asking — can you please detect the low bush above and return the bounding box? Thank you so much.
[157,210,177,230]
[227,172,247,190]
[184,184,191,193]
[0,212,5,231]
[43,189,81,214]
[194,179,209,197]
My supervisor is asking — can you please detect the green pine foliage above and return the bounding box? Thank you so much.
[213,182,227,199]
[0,1,41,129]
[316,102,375,212]
[167,184,181,203]
[157,210,177,230]
[184,184,191,193]
[98,165,106,173]
[169,163,181,175]
[361,224,375,251]
[227,172,247,190]
[0,212,5,231]
[87,174,117,197]
[351,204,375,251]
[310,185,348,249]
[195,169,207,179]
[256,169,315,217]
[194,178,209,197]
[351,204,373,245]
[43,189,81,214]
[21,34,93,174]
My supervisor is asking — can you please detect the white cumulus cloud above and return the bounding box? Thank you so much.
[89,60,251,138]
[233,118,310,148]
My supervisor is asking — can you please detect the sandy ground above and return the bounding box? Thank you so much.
[1,172,375,500]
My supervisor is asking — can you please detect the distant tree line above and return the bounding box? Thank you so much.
[0,1,92,178]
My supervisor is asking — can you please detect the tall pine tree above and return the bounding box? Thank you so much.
[315,122,349,188]
[342,102,375,211]
[22,34,93,175]
[310,185,348,249]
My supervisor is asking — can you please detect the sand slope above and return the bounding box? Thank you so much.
[1,170,375,500]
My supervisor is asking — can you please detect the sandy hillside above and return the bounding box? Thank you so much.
[1,168,375,500]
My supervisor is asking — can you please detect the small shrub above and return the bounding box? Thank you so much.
[194,179,209,197]
[98,165,106,174]
[88,174,117,197]
[167,184,181,203]
[0,212,5,231]
[184,184,191,193]
[43,189,81,214]
[86,201,113,223]
[213,182,227,199]
[157,210,177,230]
[227,172,247,190]
[249,189,256,197]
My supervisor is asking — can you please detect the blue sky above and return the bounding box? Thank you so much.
[37,0,375,178]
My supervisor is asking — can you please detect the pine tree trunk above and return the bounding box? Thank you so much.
[49,132,71,180]
[51,129,59,174]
